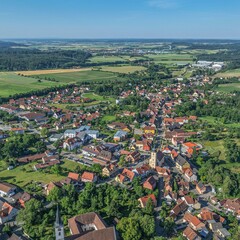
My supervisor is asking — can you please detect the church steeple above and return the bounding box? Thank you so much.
[55,205,65,240]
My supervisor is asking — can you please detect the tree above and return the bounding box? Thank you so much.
[144,198,154,215]
[40,127,49,138]
[117,217,142,240]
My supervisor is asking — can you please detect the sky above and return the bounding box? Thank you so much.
[1,0,240,39]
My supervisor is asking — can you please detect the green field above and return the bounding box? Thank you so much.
[34,70,120,83]
[89,55,147,64]
[101,115,116,122]
[0,72,63,97]
[89,55,128,63]
[200,116,240,128]
[146,53,194,65]
[216,82,240,93]
[83,92,115,103]
[99,65,146,73]
[215,68,240,78]
[0,159,80,188]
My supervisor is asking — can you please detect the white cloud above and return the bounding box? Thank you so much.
[148,0,178,9]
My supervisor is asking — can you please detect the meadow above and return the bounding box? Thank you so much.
[99,65,146,73]
[216,82,240,93]
[89,55,147,64]
[0,159,80,188]
[32,70,121,83]
[146,53,194,65]
[214,68,240,78]
[0,72,62,97]
[16,68,91,76]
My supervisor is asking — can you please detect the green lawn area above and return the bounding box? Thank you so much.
[215,68,240,78]
[101,115,116,122]
[200,139,226,160]
[216,82,240,93]
[145,53,194,65]
[0,72,63,97]
[89,56,128,64]
[0,159,81,188]
[199,116,240,128]
[200,139,240,173]
[82,92,115,103]
[34,70,121,83]
[99,65,146,73]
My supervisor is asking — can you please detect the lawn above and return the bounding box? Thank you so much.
[199,116,240,128]
[82,92,116,103]
[101,115,116,122]
[0,159,81,188]
[99,65,146,73]
[34,70,121,83]
[0,72,63,97]
[215,68,240,78]
[200,140,226,160]
[216,82,240,93]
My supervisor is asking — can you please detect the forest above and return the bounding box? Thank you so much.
[0,48,91,71]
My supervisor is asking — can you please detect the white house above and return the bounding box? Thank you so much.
[0,182,16,197]
[63,138,82,151]
[86,130,99,139]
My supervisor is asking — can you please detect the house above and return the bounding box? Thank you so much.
[0,182,16,197]
[143,126,156,134]
[170,199,188,219]
[164,191,178,204]
[126,151,141,163]
[184,168,198,182]
[216,228,231,239]
[222,198,240,218]
[10,128,25,134]
[49,133,64,142]
[133,164,152,178]
[107,122,130,132]
[117,168,135,182]
[175,155,190,172]
[68,212,117,240]
[20,112,45,122]
[81,171,97,183]
[183,213,208,237]
[155,166,171,177]
[182,196,195,207]
[86,130,99,139]
[196,182,207,194]
[63,138,82,151]
[138,194,157,208]
[18,192,31,208]
[0,202,18,224]
[113,130,128,142]
[68,172,81,182]
[183,226,201,240]
[143,176,157,190]
[102,164,117,177]
[135,139,152,151]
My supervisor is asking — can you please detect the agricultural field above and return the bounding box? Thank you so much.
[89,55,147,64]
[32,70,121,83]
[214,68,240,78]
[0,72,62,97]
[0,159,80,188]
[16,68,91,76]
[99,65,146,73]
[146,53,194,65]
[216,82,240,93]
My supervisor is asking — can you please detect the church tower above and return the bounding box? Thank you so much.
[149,150,157,169]
[55,205,65,240]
